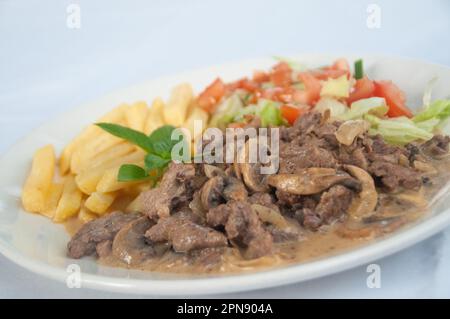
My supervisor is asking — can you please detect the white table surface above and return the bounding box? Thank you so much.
[1,0,449,298]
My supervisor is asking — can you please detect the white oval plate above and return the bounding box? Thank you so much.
[1,54,450,296]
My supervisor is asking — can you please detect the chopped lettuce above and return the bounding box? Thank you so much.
[422,77,438,108]
[338,97,388,121]
[320,75,350,98]
[339,97,450,145]
[365,114,433,145]
[208,94,244,129]
[259,100,284,127]
[233,99,283,127]
[413,99,450,124]
[314,97,348,118]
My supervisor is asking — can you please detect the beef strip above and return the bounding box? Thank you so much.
[287,112,322,140]
[293,185,354,230]
[141,163,196,220]
[338,146,369,170]
[279,143,337,173]
[145,211,228,253]
[96,240,112,258]
[315,185,354,223]
[67,211,141,259]
[207,201,273,259]
[248,192,280,212]
[368,161,421,191]
[421,135,450,157]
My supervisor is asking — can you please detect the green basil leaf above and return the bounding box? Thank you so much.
[96,123,154,153]
[148,125,181,159]
[117,164,149,182]
[144,153,171,181]
[145,153,171,171]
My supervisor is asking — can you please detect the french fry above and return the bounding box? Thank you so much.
[22,145,56,213]
[163,83,193,127]
[77,142,135,173]
[125,101,148,132]
[96,161,145,193]
[144,97,165,134]
[75,150,145,194]
[41,182,64,218]
[78,206,97,223]
[125,193,144,213]
[70,127,125,174]
[54,175,83,222]
[59,104,127,175]
[85,191,117,214]
[183,106,209,140]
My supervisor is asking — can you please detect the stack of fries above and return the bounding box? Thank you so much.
[21,83,209,224]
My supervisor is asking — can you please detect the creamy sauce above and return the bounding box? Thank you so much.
[65,156,450,275]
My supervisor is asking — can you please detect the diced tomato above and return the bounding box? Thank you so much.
[261,87,284,101]
[227,78,259,93]
[253,70,270,83]
[270,62,292,87]
[296,72,322,105]
[347,76,376,105]
[310,58,350,80]
[281,104,309,125]
[198,78,226,113]
[310,68,347,80]
[373,80,413,118]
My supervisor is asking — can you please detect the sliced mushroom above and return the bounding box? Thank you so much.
[237,138,270,192]
[343,164,377,221]
[233,161,242,180]
[240,162,270,192]
[223,177,248,202]
[112,217,155,266]
[200,176,225,210]
[267,168,360,195]
[251,204,289,229]
[189,191,207,219]
[335,119,370,146]
[203,164,225,178]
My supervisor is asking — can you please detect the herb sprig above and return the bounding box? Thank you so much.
[95,123,183,182]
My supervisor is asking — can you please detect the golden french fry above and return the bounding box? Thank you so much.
[163,83,193,127]
[96,161,145,193]
[22,145,56,213]
[125,193,144,213]
[70,128,125,174]
[59,104,127,175]
[125,101,148,132]
[183,106,209,140]
[54,175,83,222]
[85,191,117,214]
[41,182,64,218]
[78,206,97,223]
[144,97,165,135]
[75,150,145,194]
[78,142,135,173]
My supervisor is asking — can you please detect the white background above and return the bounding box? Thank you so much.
[0,0,449,298]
